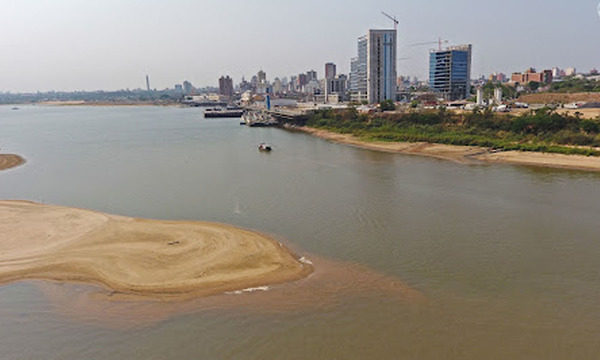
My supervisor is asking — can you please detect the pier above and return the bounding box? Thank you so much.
[242,108,312,127]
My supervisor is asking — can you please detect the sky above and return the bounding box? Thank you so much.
[1,0,600,92]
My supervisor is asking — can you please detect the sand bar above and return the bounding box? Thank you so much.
[0,154,25,171]
[0,201,312,300]
[299,127,600,172]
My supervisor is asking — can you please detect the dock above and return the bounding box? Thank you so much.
[242,108,312,127]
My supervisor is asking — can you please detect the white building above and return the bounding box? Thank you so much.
[366,29,397,104]
[349,30,397,104]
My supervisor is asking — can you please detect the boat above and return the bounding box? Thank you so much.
[204,107,244,118]
[258,143,272,152]
[11,107,19,110]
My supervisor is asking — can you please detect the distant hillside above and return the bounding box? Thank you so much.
[519,92,600,104]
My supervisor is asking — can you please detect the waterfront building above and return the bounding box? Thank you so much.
[349,36,368,102]
[350,30,395,103]
[429,44,472,100]
[218,76,234,98]
[325,63,337,79]
[366,29,397,104]
[307,70,318,83]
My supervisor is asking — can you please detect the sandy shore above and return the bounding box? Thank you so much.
[0,201,313,300]
[0,154,25,171]
[299,127,600,172]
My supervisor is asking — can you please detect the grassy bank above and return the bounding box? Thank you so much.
[305,107,600,157]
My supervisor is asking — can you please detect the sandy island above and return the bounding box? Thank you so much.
[0,201,313,300]
[0,154,25,171]
[299,127,600,172]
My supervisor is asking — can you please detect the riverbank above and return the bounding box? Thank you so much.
[299,127,600,172]
[0,201,313,300]
[38,100,179,107]
[0,154,25,171]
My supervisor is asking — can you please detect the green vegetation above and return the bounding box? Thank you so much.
[305,107,600,156]
[549,77,600,93]
[379,99,396,111]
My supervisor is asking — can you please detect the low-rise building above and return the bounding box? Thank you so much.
[511,68,552,85]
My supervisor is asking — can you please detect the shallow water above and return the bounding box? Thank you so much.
[1,105,600,359]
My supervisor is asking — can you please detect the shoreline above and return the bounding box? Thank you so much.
[0,154,25,171]
[0,201,313,300]
[298,127,600,172]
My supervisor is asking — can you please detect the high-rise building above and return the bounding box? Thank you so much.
[350,31,396,104]
[273,78,283,93]
[366,29,397,104]
[219,76,234,97]
[289,75,298,92]
[257,70,267,84]
[306,70,317,82]
[349,36,368,102]
[146,75,151,91]
[325,63,337,79]
[326,75,347,99]
[297,73,308,92]
[183,80,194,95]
[429,44,472,100]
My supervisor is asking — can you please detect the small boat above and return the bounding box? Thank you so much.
[11,107,19,110]
[258,143,272,152]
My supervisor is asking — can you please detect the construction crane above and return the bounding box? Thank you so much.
[409,38,449,51]
[381,11,398,30]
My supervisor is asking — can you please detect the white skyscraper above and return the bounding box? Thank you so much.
[350,30,396,104]
[366,29,397,104]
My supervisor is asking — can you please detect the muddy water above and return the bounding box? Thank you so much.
[1,105,599,359]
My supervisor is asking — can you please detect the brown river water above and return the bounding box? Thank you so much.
[1,105,599,359]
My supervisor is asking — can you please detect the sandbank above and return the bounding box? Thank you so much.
[0,154,25,171]
[0,201,313,300]
[299,127,600,172]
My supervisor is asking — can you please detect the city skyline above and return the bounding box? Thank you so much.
[1,0,600,92]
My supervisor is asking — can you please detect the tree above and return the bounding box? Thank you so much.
[528,81,540,92]
[379,99,396,111]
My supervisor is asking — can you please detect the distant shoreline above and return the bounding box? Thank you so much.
[0,154,25,171]
[298,127,600,173]
[37,100,181,107]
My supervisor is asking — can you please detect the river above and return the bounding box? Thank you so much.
[1,105,599,359]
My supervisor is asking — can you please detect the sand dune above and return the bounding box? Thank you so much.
[0,201,312,300]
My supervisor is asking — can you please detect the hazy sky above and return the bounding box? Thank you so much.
[2,0,600,92]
